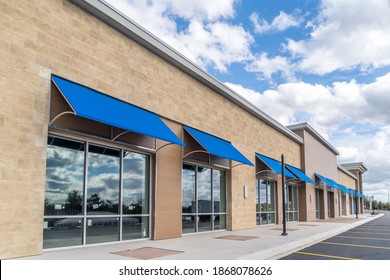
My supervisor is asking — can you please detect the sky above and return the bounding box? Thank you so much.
[105,0,390,203]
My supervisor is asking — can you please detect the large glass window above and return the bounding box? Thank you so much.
[44,136,150,249]
[315,189,320,219]
[286,185,299,222]
[256,179,276,225]
[349,196,353,215]
[87,145,120,215]
[122,152,149,215]
[182,164,226,233]
[341,195,347,216]
[45,137,85,216]
[197,167,211,213]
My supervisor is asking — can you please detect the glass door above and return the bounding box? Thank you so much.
[315,189,320,219]
[286,185,299,222]
[256,179,276,225]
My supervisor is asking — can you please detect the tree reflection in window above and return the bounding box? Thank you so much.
[87,145,120,215]
[45,137,85,215]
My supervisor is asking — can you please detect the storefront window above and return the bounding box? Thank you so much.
[213,169,226,213]
[87,145,120,215]
[182,164,226,233]
[182,164,196,214]
[197,167,211,213]
[45,137,85,216]
[286,185,299,222]
[122,152,149,215]
[256,179,276,225]
[43,136,150,249]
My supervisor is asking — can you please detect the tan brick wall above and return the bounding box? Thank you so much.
[0,0,301,258]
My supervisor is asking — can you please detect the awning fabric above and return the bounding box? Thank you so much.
[336,183,350,194]
[357,192,365,199]
[327,178,342,190]
[315,173,339,189]
[256,153,296,178]
[347,188,365,198]
[315,174,359,195]
[184,126,253,166]
[51,75,184,146]
[286,165,315,184]
[348,188,356,195]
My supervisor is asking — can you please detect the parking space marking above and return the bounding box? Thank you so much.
[320,241,390,250]
[294,251,359,260]
[336,235,390,241]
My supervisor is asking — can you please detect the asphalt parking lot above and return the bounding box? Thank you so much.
[281,211,390,260]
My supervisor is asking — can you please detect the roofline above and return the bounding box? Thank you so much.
[69,0,303,144]
[287,122,339,155]
[341,162,368,173]
[337,164,358,180]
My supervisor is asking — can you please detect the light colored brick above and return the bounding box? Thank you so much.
[0,0,302,258]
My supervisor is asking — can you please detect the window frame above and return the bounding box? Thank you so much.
[43,133,152,249]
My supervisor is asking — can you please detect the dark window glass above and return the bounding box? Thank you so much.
[87,145,120,215]
[45,137,85,215]
[182,215,196,234]
[198,215,212,232]
[214,214,226,230]
[123,152,149,215]
[122,216,149,240]
[85,217,119,244]
[43,217,83,249]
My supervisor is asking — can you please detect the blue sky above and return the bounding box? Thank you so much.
[106,0,390,203]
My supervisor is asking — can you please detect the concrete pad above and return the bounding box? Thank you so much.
[14,213,383,260]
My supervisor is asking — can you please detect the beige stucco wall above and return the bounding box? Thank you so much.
[338,169,357,216]
[338,170,357,190]
[294,129,339,221]
[0,0,301,258]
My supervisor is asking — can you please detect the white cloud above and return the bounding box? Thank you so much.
[161,0,236,21]
[245,53,296,82]
[179,21,254,72]
[226,72,390,202]
[250,11,303,34]
[286,0,390,75]
[105,0,253,72]
[337,127,390,203]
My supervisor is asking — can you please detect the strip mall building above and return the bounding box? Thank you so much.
[0,0,367,259]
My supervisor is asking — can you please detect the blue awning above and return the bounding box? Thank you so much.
[324,177,342,190]
[184,126,253,166]
[286,165,315,184]
[52,75,184,146]
[256,153,296,178]
[348,188,364,198]
[357,192,365,199]
[348,188,356,195]
[315,173,339,189]
[336,183,350,194]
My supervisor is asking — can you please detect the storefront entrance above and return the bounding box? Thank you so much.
[44,136,150,249]
[256,179,276,225]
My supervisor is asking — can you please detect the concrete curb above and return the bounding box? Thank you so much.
[237,214,384,260]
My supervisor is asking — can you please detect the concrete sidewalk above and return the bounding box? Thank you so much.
[16,213,383,260]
